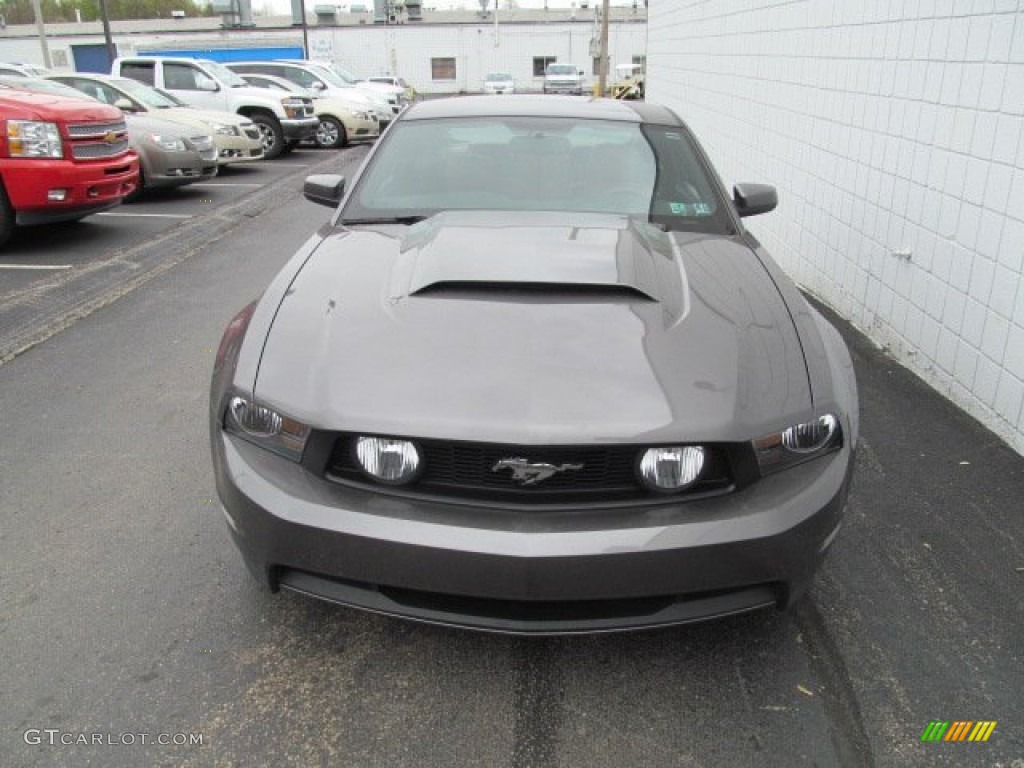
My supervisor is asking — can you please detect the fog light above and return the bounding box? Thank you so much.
[355,436,421,485]
[47,189,68,202]
[638,446,705,491]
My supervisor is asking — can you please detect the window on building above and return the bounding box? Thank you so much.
[431,57,456,81]
[533,56,557,77]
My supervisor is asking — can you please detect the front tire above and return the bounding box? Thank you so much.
[315,116,346,149]
[0,182,14,249]
[123,169,145,203]
[250,114,284,159]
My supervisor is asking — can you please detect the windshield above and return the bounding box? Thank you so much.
[201,61,249,88]
[343,116,731,233]
[307,63,357,87]
[546,65,577,76]
[485,73,512,82]
[113,77,180,108]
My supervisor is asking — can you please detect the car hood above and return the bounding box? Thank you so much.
[157,106,249,127]
[125,112,198,138]
[254,211,812,444]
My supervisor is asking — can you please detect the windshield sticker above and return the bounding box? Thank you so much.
[668,202,713,216]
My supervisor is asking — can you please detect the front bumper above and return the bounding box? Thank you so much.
[281,116,320,142]
[8,155,138,225]
[544,82,584,95]
[335,113,379,139]
[214,432,852,634]
[213,131,264,165]
[144,148,218,189]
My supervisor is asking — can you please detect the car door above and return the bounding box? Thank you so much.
[161,62,226,111]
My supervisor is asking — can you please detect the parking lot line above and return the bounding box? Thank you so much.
[96,212,194,219]
[189,183,263,188]
[0,264,72,270]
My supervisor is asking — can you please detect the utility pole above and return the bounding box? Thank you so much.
[30,0,52,68]
[596,0,610,96]
[98,0,116,68]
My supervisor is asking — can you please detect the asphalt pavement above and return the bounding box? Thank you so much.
[0,147,1021,768]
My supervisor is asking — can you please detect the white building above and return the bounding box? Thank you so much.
[0,7,647,94]
[648,2,1024,455]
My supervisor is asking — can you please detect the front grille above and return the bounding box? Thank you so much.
[326,436,735,505]
[66,120,126,138]
[71,138,131,159]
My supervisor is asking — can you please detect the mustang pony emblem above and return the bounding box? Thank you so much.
[492,457,584,486]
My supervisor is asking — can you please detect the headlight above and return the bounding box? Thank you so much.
[638,446,705,492]
[352,110,371,120]
[7,120,63,158]
[150,134,186,151]
[224,395,310,461]
[753,413,841,475]
[355,436,421,485]
[190,135,214,151]
[208,122,239,136]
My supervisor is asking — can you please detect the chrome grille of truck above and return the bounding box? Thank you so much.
[66,120,128,139]
[71,138,131,159]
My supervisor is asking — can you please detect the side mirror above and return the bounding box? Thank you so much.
[733,183,777,217]
[311,81,326,91]
[113,97,138,112]
[304,174,346,208]
[196,75,219,92]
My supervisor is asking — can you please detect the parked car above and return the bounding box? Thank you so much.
[482,72,515,95]
[111,56,318,159]
[118,112,217,201]
[0,88,138,249]
[236,72,378,149]
[210,96,859,634]
[0,62,51,78]
[367,75,415,102]
[224,61,395,129]
[543,63,585,95]
[1,78,215,202]
[47,73,264,165]
[322,62,408,112]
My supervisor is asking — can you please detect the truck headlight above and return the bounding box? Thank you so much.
[7,120,63,158]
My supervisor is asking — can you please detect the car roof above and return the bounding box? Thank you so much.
[402,95,681,126]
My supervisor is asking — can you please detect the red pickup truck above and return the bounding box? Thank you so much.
[0,89,139,248]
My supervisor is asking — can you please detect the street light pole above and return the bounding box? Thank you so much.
[97,0,116,68]
[30,0,52,68]
[597,0,610,97]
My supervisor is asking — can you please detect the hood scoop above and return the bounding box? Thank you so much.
[411,280,655,302]
[397,211,682,311]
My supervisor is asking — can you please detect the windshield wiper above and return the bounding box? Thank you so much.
[340,216,429,226]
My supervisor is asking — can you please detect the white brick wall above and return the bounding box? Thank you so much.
[648,0,1024,455]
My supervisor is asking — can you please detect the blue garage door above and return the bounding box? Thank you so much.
[73,44,118,73]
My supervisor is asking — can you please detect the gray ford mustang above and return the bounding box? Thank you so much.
[211,96,858,634]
